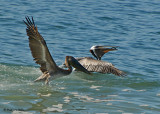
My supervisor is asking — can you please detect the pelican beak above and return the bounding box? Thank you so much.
[99,46,119,53]
[69,56,91,75]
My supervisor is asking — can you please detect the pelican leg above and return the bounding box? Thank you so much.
[34,71,50,84]
[45,76,50,85]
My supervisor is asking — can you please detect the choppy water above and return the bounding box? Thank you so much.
[0,0,160,113]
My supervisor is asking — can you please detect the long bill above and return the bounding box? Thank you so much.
[68,56,91,75]
[98,46,119,53]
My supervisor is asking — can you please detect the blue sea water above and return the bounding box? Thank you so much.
[0,0,160,113]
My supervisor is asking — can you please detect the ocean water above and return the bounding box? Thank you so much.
[0,0,160,113]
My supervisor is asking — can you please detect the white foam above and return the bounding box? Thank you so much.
[106,103,112,105]
[122,89,131,92]
[12,111,33,114]
[43,104,64,112]
[96,113,108,114]
[64,96,70,103]
[140,104,149,107]
[136,89,146,92]
[107,95,118,97]
[156,93,160,96]
[2,102,10,104]
[37,93,51,97]
[90,85,102,89]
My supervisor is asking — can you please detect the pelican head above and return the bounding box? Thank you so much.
[90,46,119,60]
[65,56,91,74]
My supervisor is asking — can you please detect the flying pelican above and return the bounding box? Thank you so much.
[24,17,90,84]
[76,46,126,76]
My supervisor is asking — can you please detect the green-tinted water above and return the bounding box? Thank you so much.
[0,0,160,113]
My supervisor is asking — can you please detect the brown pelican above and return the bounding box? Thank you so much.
[76,46,126,76]
[24,16,90,84]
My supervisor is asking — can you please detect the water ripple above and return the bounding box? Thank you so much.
[1,0,160,113]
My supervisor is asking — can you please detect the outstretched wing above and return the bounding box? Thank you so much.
[78,57,126,77]
[24,16,58,73]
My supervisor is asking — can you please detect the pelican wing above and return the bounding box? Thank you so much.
[78,57,126,76]
[24,17,58,73]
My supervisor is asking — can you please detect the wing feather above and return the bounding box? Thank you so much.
[24,16,58,73]
[78,57,126,77]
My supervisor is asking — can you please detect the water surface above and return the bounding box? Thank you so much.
[0,0,160,113]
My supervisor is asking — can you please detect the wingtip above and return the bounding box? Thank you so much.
[118,71,127,77]
[24,16,35,27]
[31,16,35,26]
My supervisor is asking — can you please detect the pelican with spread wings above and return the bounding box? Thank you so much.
[76,46,126,76]
[24,17,90,84]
